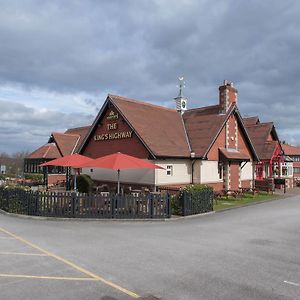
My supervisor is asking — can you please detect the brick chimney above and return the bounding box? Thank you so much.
[219,80,238,114]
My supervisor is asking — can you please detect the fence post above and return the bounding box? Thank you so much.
[27,191,30,215]
[150,194,154,218]
[167,193,171,218]
[111,194,116,218]
[71,192,76,217]
[35,192,39,215]
[182,191,187,216]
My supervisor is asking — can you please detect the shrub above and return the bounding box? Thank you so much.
[24,173,43,182]
[76,174,94,193]
[171,184,214,216]
[182,184,213,194]
[171,194,181,215]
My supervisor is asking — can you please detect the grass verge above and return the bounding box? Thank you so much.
[214,192,279,211]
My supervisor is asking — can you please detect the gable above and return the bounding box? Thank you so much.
[26,143,61,160]
[80,94,191,158]
[110,95,191,157]
[81,102,151,159]
[183,106,227,157]
[207,111,253,161]
[51,133,79,156]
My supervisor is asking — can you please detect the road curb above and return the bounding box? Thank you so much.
[0,208,215,222]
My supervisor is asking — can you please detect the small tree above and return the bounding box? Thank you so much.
[76,174,94,193]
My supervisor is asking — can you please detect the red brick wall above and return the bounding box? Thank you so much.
[207,126,226,160]
[241,180,251,189]
[293,161,300,178]
[48,174,66,186]
[227,115,236,149]
[286,178,294,188]
[206,181,224,191]
[238,128,253,160]
[82,105,151,159]
[267,133,273,141]
[230,162,240,190]
[207,114,252,160]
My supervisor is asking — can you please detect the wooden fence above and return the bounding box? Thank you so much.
[0,187,171,219]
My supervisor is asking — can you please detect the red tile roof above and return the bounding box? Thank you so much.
[244,120,280,160]
[50,133,79,156]
[79,95,257,160]
[219,148,250,160]
[109,94,191,157]
[243,116,259,126]
[183,105,228,157]
[64,126,90,152]
[30,94,260,162]
[26,143,61,159]
[282,144,300,155]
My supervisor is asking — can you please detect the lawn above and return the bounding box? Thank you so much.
[214,192,279,211]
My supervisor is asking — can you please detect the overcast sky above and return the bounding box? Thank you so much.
[1,0,300,154]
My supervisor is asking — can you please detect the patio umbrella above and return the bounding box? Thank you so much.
[39,154,94,191]
[79,152,164,194]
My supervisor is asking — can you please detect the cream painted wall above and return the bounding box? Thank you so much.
[82,167,155,185]
[154,159,191,185]
[192,160,201,184]
[241,162,253,180]
[83,159,192,186]
[199,160,223,184]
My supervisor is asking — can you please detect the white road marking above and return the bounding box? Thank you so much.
[0,251,48,256]
[284,280,300,286]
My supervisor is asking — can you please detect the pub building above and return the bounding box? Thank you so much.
[243,117,294,188]
[24,126,89,186]
[281,144,300,185]
[25,79,292,193]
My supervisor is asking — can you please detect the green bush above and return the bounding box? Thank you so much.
[171,194,181,215]
[182,184,213,194]
[171,184,214,216]
[3,185,31,192]
[76,174,94,193]
[24,173,43,181]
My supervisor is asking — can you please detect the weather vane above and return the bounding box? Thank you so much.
[177,76,185,98]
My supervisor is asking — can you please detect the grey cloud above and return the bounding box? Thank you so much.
[0,0,300,151]
[0,100,92,153]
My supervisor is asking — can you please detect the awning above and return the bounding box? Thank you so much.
[219,148,250,161]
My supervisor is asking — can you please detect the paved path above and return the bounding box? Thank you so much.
[0,195,299,299]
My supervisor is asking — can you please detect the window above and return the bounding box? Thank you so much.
[281,162,293,177]
[294,167,300,173]
[166,165,173,176]
[90,169,94,173]
[218,162,223,180]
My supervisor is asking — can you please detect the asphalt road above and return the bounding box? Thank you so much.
[0,195,299,300]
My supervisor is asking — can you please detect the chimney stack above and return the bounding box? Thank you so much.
[219,80,238,114]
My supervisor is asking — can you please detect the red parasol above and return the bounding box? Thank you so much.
[40,154,94,191]
[79,152,164,193]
